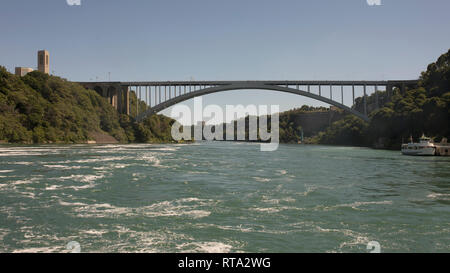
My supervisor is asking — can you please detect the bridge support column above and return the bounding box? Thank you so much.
[112,91,118,110]
[363,84,367,116]
[352,85,355,106]
[330,84,332,99]
[117,87,122,114]
[401,83,406,94]
[375,85,379,109]
[386,84,393,98]
[122,86,130,115]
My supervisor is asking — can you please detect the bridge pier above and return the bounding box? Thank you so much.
[386,84,392,98]
[401,83,406,94]
[113,91,118,110]
[122,86,130,115]
[375,85,379,109]
[352,85,355,106]
[329,84,332,100]
[363,84,367,116]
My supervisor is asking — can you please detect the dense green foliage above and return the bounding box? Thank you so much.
[316,49,450,148]
[201,106,341,143]
[278,106,344,143]
[0,67,175,143]
[314,115,368,146]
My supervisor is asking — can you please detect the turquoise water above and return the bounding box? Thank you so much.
[0,142,449,253]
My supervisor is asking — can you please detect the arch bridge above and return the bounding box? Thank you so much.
[78,80,419,122]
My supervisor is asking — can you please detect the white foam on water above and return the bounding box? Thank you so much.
[148,147,180,152]
[82,229,109,236]
[176,242,233,253]
[140,198,213,218]
[52,174,105,183]
[100,226,194,253]
[250,207,281,213]
[282,197,296,203]
[0,170,14,173]
[262,198,280,205]
[252,177,271,183]
[69,184,97,191]
[336,232,370,251]
[197,223,255,233]
[45,174,105,191]
[59,156,132,164]
[0,147,70,157]
[58,200,88,206]
[327,200,393,211]
[43,165,83,170]
[312,225,372,252]
[188,170,208,174]
[19,191,36,199]
[45,185,61,191]
[140,153,168,168]
[73,203,132,218]
[64,198,214,219]
[9,161,33,165]
[0,152,39,157]
[12,246,65,253]
[427,193,450,200]
[299,186,317,196]
[309,200,393,212]
[178,197,203,202]
[112,163,130,169]
[8,177,42,186]
[0,228,9,241]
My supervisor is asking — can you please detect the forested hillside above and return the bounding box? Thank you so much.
[317,49,450,148]
[0,67,175,143]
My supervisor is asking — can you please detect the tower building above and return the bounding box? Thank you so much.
[37,50,49,74]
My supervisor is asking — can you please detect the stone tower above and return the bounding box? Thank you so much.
[37,50,49,74]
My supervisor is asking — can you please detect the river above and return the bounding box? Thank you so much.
[0,142,449,252]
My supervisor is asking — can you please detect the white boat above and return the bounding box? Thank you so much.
[401,134,436,156]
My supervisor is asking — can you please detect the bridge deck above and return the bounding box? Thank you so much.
[79,80,418,86]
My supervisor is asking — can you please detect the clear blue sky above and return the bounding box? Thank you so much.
[1,0,450,120]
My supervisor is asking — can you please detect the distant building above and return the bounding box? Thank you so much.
[15,67,34,77]
[13,50,50,76]
[37,50,49,74]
